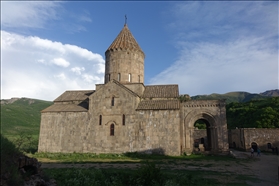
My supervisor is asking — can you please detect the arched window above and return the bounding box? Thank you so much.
[108,74,110,81]
[110,124,114,136]
[111,97,114,106]
[128,73,131,82]
[99,115,102,125]
[122,114,125,125]
[138,75,140,82]
[118,73,121,81]
[267,143,272,149]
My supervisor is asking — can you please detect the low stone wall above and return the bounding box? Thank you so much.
[229,128,279,151]
[243,128,279,151]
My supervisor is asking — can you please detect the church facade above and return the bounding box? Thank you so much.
[38,24,229,156]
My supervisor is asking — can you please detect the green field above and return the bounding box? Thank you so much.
[1,98,52,137]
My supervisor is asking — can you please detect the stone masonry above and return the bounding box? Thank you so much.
[229,128,279,151]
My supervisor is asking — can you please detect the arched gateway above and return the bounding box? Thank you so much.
[181,100,229,154]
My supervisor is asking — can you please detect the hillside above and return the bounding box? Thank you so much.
[226,97,279,129]
[191,89,279,103]
[260,89,279,97]
[1,98,52,137]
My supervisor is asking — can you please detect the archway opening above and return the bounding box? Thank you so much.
[194,119,212,151]
[194,119,207,129]
[251,142,257,152]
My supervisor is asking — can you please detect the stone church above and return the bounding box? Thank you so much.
[38,24,229,156]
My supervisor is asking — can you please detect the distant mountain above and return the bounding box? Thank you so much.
[260,89,279,97]
[1,98,52,136]
[190,89,279,103]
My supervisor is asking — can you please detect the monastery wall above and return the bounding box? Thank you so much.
[228,129,245,149]
[243,128,279,150]
[229,128,279,151]
[88,80,141,153]
[38,112,89,152]
[132,109,181,156]
[87,81,181,155]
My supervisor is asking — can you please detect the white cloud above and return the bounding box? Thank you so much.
[82,74,100,83]
[1,2,90,34]
[168,2,277,43]
[1,2,61,29]
[150,38,278,96]
[51,58,70,67]
[151,1,278,96]
[1,31,105,100]
[54,73,66,80]
[71,67,85,75]
[79,15,92,23]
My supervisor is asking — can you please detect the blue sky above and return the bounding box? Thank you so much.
[1,1,278,101]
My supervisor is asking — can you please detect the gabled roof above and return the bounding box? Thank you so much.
[111,79,140,97]
[143,85,179,98]
[54,90,95,102]
[137,100,180,110]
[106,24,144,55]
[41,104,88,112]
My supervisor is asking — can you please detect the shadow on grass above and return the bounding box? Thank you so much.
[32,147,237,165]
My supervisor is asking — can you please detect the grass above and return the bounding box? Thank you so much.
[41,166,259,186]
[42,166,219,186]
[32,151,261,185]
[30,151,236,163]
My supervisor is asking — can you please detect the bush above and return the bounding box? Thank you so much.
[134,161,163,186]
[13,133,38,153]
[1,134,24,186]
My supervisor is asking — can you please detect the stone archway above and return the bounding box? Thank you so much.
[181,100,229,155]
[183,111,218,154]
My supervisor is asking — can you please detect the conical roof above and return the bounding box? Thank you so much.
[106,24,144,55]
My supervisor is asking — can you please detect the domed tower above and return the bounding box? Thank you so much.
[104,23,145,84]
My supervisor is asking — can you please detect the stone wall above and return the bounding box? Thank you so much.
[123,83,145,96]
[38,112,89,152]
[229,128,279,151]
[243,128,279,151]
[132,109,181,156]
[88,81,181,155]
[193,129,207,152]
[105,50,144,84]
[228,129,245,149]
[88,80,140,154]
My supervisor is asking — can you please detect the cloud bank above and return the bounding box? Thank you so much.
[150,1,278,96]
[1,31,105,100]
[150,38,278,95]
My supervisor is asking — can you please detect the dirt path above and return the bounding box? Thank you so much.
[231,150,278,186]
[41,150,279,186]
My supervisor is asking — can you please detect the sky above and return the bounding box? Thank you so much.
[1,1,278,101]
